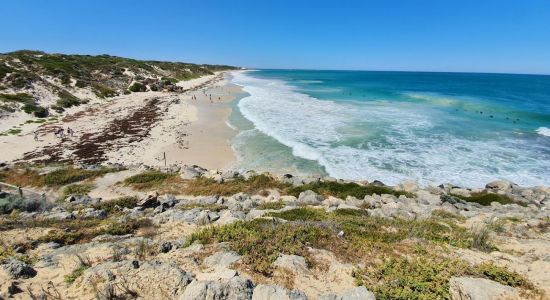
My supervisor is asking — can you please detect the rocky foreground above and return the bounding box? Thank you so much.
[0,163,549,299]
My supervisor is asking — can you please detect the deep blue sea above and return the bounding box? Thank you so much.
[229,70,550,187]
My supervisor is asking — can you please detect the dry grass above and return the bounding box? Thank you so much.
[182,175,290,196]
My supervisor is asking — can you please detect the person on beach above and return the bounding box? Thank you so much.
[33,130,38,141]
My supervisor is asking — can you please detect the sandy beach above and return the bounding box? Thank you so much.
[0,72,240,169]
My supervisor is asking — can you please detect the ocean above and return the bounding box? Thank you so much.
[228,70,550,188]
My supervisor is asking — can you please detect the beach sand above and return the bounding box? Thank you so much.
[0,72,241,169]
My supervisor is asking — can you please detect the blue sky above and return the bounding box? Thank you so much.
[1,0,549,74]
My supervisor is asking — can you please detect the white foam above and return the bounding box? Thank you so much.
[231,71,550,188]
[536,127,550,137]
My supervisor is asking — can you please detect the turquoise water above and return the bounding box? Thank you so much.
[229,70,550,187]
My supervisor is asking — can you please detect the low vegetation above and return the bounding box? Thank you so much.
[451,192,519,206]
[287,181,412,199]
[122,171,177,190]
[182,174,289,196]
[185,207,536,299]
[60,183,94,198]
[93,196,139,213]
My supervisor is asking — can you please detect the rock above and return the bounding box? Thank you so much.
[396,180,419,193]
[159,242,173,253]
[273,254,308,274]
[1,258,37,279]
[449,277,519,300]
[180,165,206,179]
[252,284,307,300]
[160,194,178,208]
[297,190,323,205]
[203,251,241,269]
[65,194,100,205]
[217,210,246,225]
[337,203,360,210]
[485,180,513,192]
[371,180,385,186]
[82,208,107,219]
[83,260,193,298]
[44,207,75,220]
[195,210,220,225]
[319,286,375,300]
[179,276,254,300]
[138,192,159,208]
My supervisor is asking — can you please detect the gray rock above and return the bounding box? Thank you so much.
[252,284,307,300]
[1,258,37,279]
[137,192,159,208]
[44,207,75,220]
[485,180,513,192]
[449,277,518,300]
[319,286,375,300]
[82,209,107,219]
[273,254,308,274]
[180,165,206,179]
[298,190,324,205]
[159,242,173,253]
[203,251,241,269]
[179,276,254,300]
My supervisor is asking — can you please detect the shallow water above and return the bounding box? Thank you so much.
[229,70,550,187]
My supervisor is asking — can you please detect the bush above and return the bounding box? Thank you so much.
[60,183,94,198]
[92,84,118,98]
[452,192,518,206]
[123,171,175,189]
[42,167,111,186]
[94,196,139,213]
[21,104,48,118]
[56,90,80,108]
[0,195,47,214]
[287,181,411,199]
[128,82,146,92]
[183,174,289,196]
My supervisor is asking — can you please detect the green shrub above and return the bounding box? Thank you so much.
[92,84,118,98]
[64,265,89,284]
[183,174,289,196]
[60,183,94,198]
[128,82,146,92]
[452,192,518,206]
[256,201,286,210]
[287,181,411,199]
[123,171,175,189]
[42,167,111,186]
[0,195,46,214]
[94,196,139,213]
[56,90,80,108]
[0,93,34,104]
[21,104,48,118]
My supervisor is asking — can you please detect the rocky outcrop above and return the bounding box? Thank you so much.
[449,277,519,300]
[319,286,376,300]
[252,284,307,300]
[179,276,254,300]
[1,258,37,279]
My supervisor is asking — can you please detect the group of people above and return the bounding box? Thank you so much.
[54,127,75,138]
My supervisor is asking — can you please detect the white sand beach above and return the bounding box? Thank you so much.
[0,72,240,169]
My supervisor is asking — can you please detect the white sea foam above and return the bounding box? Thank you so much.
[537,127,550,137]
[231,71,550,188]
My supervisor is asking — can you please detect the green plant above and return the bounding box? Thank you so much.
[128,82,145,92]
[56,90,80,108]
[183,174,289,196]
[287,181,411,199]
[42,167,112,186]
[60,183,94,198]
[256,201,286,210]
[123,171,175,189]
[451,192,519,206]
[94,196,139,213]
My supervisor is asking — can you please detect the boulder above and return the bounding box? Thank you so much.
[82,208,107,219]
[319,286,376,300]
[180,165,206,179]
[203,251,241,269]
[179,276,254,300]
[297,190,323,205]
[1,258,37,279]
[273,254,308,274]
[449,277,519,300]
[485,180,513,192]
[137,192,159,208]
[252,284,307,300]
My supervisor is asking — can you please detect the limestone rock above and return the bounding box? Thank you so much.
[252,284,307,300]
[298,190,323,205]
[449,277,519,300]
[273,254,308,274]
[179,276,254,300]
[319,286,375,300]
[1,258,37,279]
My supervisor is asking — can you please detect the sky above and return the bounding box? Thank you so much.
[1,0,549,74]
